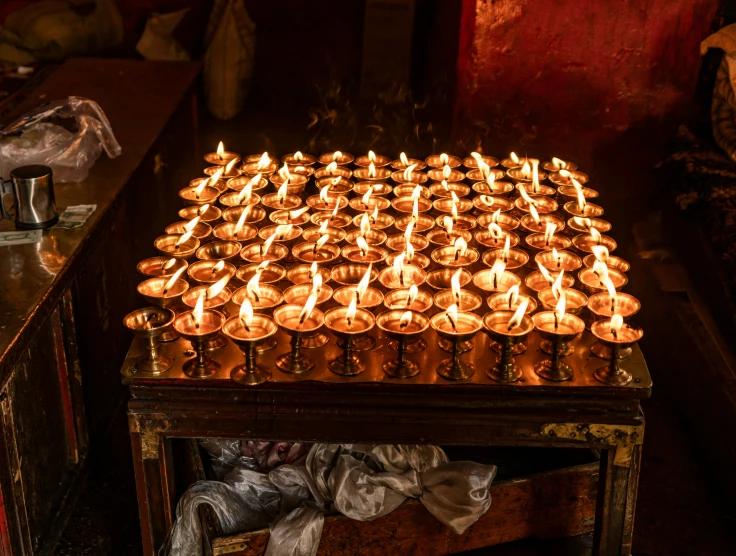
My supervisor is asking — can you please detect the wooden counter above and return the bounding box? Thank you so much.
[0,58,200,555]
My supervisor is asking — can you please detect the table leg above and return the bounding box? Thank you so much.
[129,416,176,556]
[593,443,642,555]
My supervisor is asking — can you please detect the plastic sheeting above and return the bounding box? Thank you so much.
[0,96,121,182]
[167,442,497,556]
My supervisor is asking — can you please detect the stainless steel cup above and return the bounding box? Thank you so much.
[0,165,58,229]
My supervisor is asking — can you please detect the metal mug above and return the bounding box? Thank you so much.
[0,165,58,229]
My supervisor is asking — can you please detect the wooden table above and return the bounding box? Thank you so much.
[123,323,651,555]
[0,58,200,555]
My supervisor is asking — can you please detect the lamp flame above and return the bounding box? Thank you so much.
[453,237,467,260]
[234,206,251,237]
[529,202,541,224]
[478,160,490,180]
[554,291,567,329]
[368,150,377,163]
[471,152,483,164]
[552,157,566,170]
[508,298,529,331]
[552,247,562,268]
[544,222,557,246]
[451,268,462,304]
[610,314,624,338]
[184,215,201,233]
[517,183,537,206]
[238,174,259,203]
[592,245,609,263]
[207,275,230,299]
[332,150,342,162]
[590,227,602,245]
[197,203,210,216]
[489,258,506,289]
[261,233,277,257]
[399,310,412,329]
[440,153,449,165]
[315,233,330,251]
[443,215,454,237]
[275,224,293,240]
[521,160,531,179]
[405,241,415,263]
[162,258,177,271]
[311,272,323,294]
[403,164,417,182]
[356,263,372,304]
[359,214,371,238]
[505,284,519,309]
[298,291,319,326]
[356,236,370,256]
[502,235,511,261]
[603,275,618,311]
[330,200,340,220]
[346,298,357,329]
[410,185,423,202]
[446,304,458,330]
[368,162,377,178]
[491,209,501,224]
[192,294,205,330]
[412,198,420,222]
[531,160,540,193]
[295,151,304,162]
[194,178,209,199]
[212,260,225,275]
[175,230,194,247]
[486,170,496,188]
[370,206,379,223]
[480,195,494,207]
[393,253,406,285]
[404,220,414,242]
[246,270,262,302]
[319,183,331,205]
[289,206,309,221]
[442,165,451,180]
[239,297,254,330]
[406,284,418,306]
[326,161,338,174]
[277,180,289,203]
[216,141,225,158]
[441,179,450,191]
[537,261,554,285]
[576,186,587,213]
[362,186,373,207]
[224,158,238,174]
[400,152,409,167]
[162,266,186,295]
[592,260,610,284]
[257,152,270,170]
[489,222,503,240]
[318,219,329,234]
[309,261,318,279]
[573,216,592,230]
[552,269,565,299]
[278,163,292,181]
[510,152,519,165]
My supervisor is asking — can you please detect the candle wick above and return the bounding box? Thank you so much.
[355,290,361,304]
[400,321,408,329]
[554,313,559,331]
[447,314,456,330]
[347,317,352,328]
[454,250,460,261]
[259,244,263,256]
[493,274,498,290]
[399,270,404,286]
[244,322,250,332]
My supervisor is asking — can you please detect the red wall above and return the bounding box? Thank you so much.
[454,0,722,164]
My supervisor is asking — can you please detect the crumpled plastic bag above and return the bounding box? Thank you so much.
[168,443,497,556]
[0,96,121,182]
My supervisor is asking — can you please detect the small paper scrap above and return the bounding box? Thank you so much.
[55,204,97,229]
[0,229,42,246]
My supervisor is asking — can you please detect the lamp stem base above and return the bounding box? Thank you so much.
[437,359,475,381]
[487,361,522,383]
[383,359,420,378]
[328,354,364,376]
[231,364,272,386]
[182,356,220,378]
[136,355,174,375]
[276,353,315,374]
[534,360,573,382]
[591,343,632,360]
[594,364,632,386]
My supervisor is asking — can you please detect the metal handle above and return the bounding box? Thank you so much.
[0,179,13,221]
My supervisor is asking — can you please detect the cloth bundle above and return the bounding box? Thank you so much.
[702,23,736,162]
[168,442,497,556]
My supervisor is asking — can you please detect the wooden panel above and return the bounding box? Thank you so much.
[211,462,599,555]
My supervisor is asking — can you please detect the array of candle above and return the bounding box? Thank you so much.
[126,143,643,386]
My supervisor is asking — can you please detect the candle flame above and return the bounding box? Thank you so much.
[502,235,511,260]
[370,206,379,223]
[439,153,449,165]
[289,206,310,221]
[197,203,210,216]
[359,214,371,238]
[451,268,462,303]
[517,183,537,206]
[309,261,318,278]
[610,314,624,336]
[510,152,519,164]
[489,258,506,289]
[311,272,323,294]
[346,297,357,329]
[412,198,420,222]
[552,157,566,170]
[441,179,450,191]
[234,206,251,236]
[224,158,238,174]
[239,297,254,329]
[318,219,329,234]
[356,263,372,302]
[400,152,409,167]
[407,284,418,306]
[257,152,270,170]
[319,182,331,205]
[491,209,501,224]
[506,284,519,308]
[192,294,205,329]
[194,179,209,198]
[443,215,454,236]
[478,160,490,179]
[486,170,496,188]
[531,160,540,193]
[480,195,495,207]
[393,252,406,284]
[537,261,554,284]
[238,174,258,203]
[529,202,541,224]
[356,235,370,256]
[298,290,319,326]
[277,180,289,202]
[333,150,342,162]
[326,161,338,174]
[488,222,503,240]
[207,274,230,299]
[410,185,423,202]
[404,220,414,242]
[559,169,571,179]
[330,200,340,219]
[275,224,293,240]
[368,150,376,162]
[603,275,618,306]
[521,160,531,179]
[278,163,292,181]
[555,290,567,325]
[184,215,201,233]
[399,310,413,328]
[551,269,565,299]
[576,186,587,213]
[216,141,225,158]
[405,241,415,263]
[451,202,459,222]
[454,237,468,258]
[175,230,194,247]
[295,151,304,162]
[368,162,377,178]
[508,298,529,331]
[471,152,483,164]
[361,186,373,207]
[261,233,277,257]
[247,270,262,301]
[544,222,557,245]
[573,216,592,230]
[403,164,417,182]
[446,304,458,330]
[552,247,562,267]
[590,226,602,244]
[162,257,177,271]
[442,165,452,180]
[162,266,186,295]
[209,166,225,188]
[592,260,610,284]
[316,233,330,251]
[592,245,609,263]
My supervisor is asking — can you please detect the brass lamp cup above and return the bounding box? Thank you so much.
[282,284,333,350]
[558,185,599,202]
[287,165,314,177]
[204,150,240,167]
[395,214,435,233]
[587,292,641,359]
[519,214,566,235]
[315,176,353,193]
[390,170,428,184]
[476,211,519,231]
[306,194,349,212]
[463,154,498,169]
[261,193,302,212]
[549,168,588,185]
[268,210,312,227]
[534,249,583,273]
[310,211,353,229]
[524,233,572,252]
[188,260,236,286]
[331,263,379,287]
[286,264,332,286]
[383,288,434,313]
[475,229,521,249]
[315,164,352,178]
[386,251,431,270]
[222,315,278,386]
[353,181,392,196]
[385,233,430,252]
[344,229,387,247]
[154,234,201,260]
[182,287,231,351]
[514,196,558,214]
[213,222,257,243]
[481,248,529,271]
[350,212,394,230]
[472,269,521,294]
[137,277,189,341]
[430,246,480,268]
[571,234,618,254]
[506,167,548,182]
[524,270,575,293]
[179,204,222,224]
[353,166,392,181]
[196,240,242,264]
[468,168,505,182]
[486,293,537,356]
[426,229,473,248]
[292,242,341,264]
[500,157,522,169]
[240,242,289,264]
[432,197,473,215]
[430,311,483,381]
[427,168,465,182]
[331,286,383,352]
[578,267,628,294]
[582,253,630,273]
[324,306,376,376]
[222,205,266,226]
[273,304,325,374]
[227,175,268,193]
[123,307,176,375]
[341,244,389,265]
[538,287,588,316]
[165,221,213,243]
[429,182,471,198]
[178,185,220,206]
[376,310,430,378]
[236,263,286,285]
[218,192,262,209]
[281,152,317,165]
[173,310,226,378]
[348,196,391,213]
[519,182,556,197]
[302,226,347,244]
[355,153,391,167]
[241,161,277,177]
[567,217,611,234]
[563,201,604,218]
[482,311,534,383]
[426,153,462,168]
[377,264,427,290]
[231,285,284,315]
[269,173,308,195]
[426,267,472,291]
[432,290,482,355]
[390,157,426,170]
[137,256,188,278]
[531,312,585,382]
[391,196,432,214]
[471,182,515,198]
[393,184,430,199]
[434,214,477,231]
[590,321,644,386]
[543,159,579,172]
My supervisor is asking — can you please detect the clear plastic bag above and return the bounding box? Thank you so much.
[0,96,121,182]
